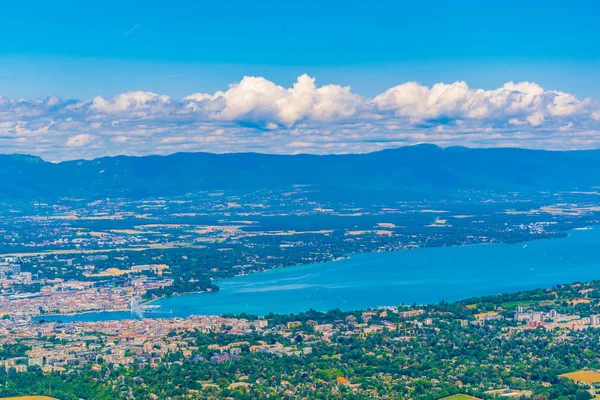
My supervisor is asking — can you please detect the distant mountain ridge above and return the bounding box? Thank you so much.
[1,144,600,200]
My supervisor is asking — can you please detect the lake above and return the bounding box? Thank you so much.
[44,227,600,323]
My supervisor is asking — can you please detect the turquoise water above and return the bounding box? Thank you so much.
[45,228,600,322]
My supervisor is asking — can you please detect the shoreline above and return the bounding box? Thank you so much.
[27,226,594,322]
[34,307,130,319]
[34,226,600,322]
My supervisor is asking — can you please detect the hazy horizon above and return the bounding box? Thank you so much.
[1,1,600,160]
[3,142,600,164]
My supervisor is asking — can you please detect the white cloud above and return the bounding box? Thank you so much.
[111,136,130,143]
[526,112,545,127]
[373,81,594,125]
[66,134,94,147]
[182,74,363,126]
[373,81,471,120]
[0,75,599,160]
[91,91,172,117]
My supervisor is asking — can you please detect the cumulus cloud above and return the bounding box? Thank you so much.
[372,81,593,126]
[182,74,363,126]
[0,75,599,160]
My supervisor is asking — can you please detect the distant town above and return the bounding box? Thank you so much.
[1,189,600,319]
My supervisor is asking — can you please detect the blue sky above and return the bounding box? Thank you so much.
[1,0,599,98]
[1,0,600,159]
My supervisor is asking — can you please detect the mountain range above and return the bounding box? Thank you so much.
[1,144,599,200]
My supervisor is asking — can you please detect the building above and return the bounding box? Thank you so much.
[314,324,333,333]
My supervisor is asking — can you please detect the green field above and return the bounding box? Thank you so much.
[440,395,481,400]
[501,300,554,309]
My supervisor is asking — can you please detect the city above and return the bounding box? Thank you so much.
[2,0,600,398]
[2,281,600,398]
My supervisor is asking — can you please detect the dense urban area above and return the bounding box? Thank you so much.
[3,281,600,399]
[2,187,600,399]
